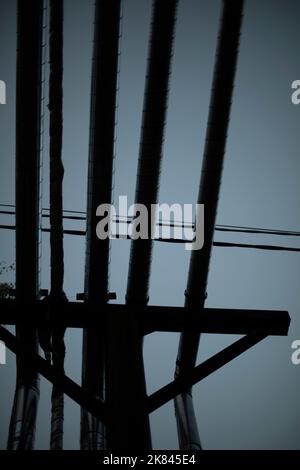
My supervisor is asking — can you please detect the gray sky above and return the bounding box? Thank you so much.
[1,0,300,450]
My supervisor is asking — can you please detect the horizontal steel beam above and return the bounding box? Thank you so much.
[148,329,268,413]
[0,299,290,336]
[143,306,290,336]
[0,325,107,424]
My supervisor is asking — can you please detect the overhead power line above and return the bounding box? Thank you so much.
[1,204,300,237]
[1,223,300,252]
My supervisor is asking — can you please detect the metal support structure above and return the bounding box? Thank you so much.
[0,322,286,431]
[0,300,290,447]
[1,0,293,452]
[150,329,268,412]
[7,0,44,451]
[175,0,245,450]
[81,0,121,450]
[105,0,178,452]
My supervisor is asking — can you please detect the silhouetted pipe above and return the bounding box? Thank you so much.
[48,0,67,451]
[126,0,178,305]
[7,0,44,450]
[106,0,178,452]
[175,0,244,450]
[49,0,64,299]
[81,0,121,450]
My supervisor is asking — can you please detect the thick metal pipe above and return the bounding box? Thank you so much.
[106,0,178,451]
[7,0,44,450]
[126,0,178,305]
[49,0,64,299]
[48,0,66,451]
[175,0,245,450]
[81,0,121,450]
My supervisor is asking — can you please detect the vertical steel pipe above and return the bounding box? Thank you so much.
[81,0,121,450]
[175,0,244,450]
[105,0,178,451]
[7,0,44,450]
[48,0,66,450]
[126,0,178,305]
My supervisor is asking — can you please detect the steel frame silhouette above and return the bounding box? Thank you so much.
[0,0,291,452]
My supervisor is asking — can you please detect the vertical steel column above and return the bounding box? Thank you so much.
[106,0,178,451]
[175,0,244,450]
[81,0,121,450]
[7,0,44,450]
